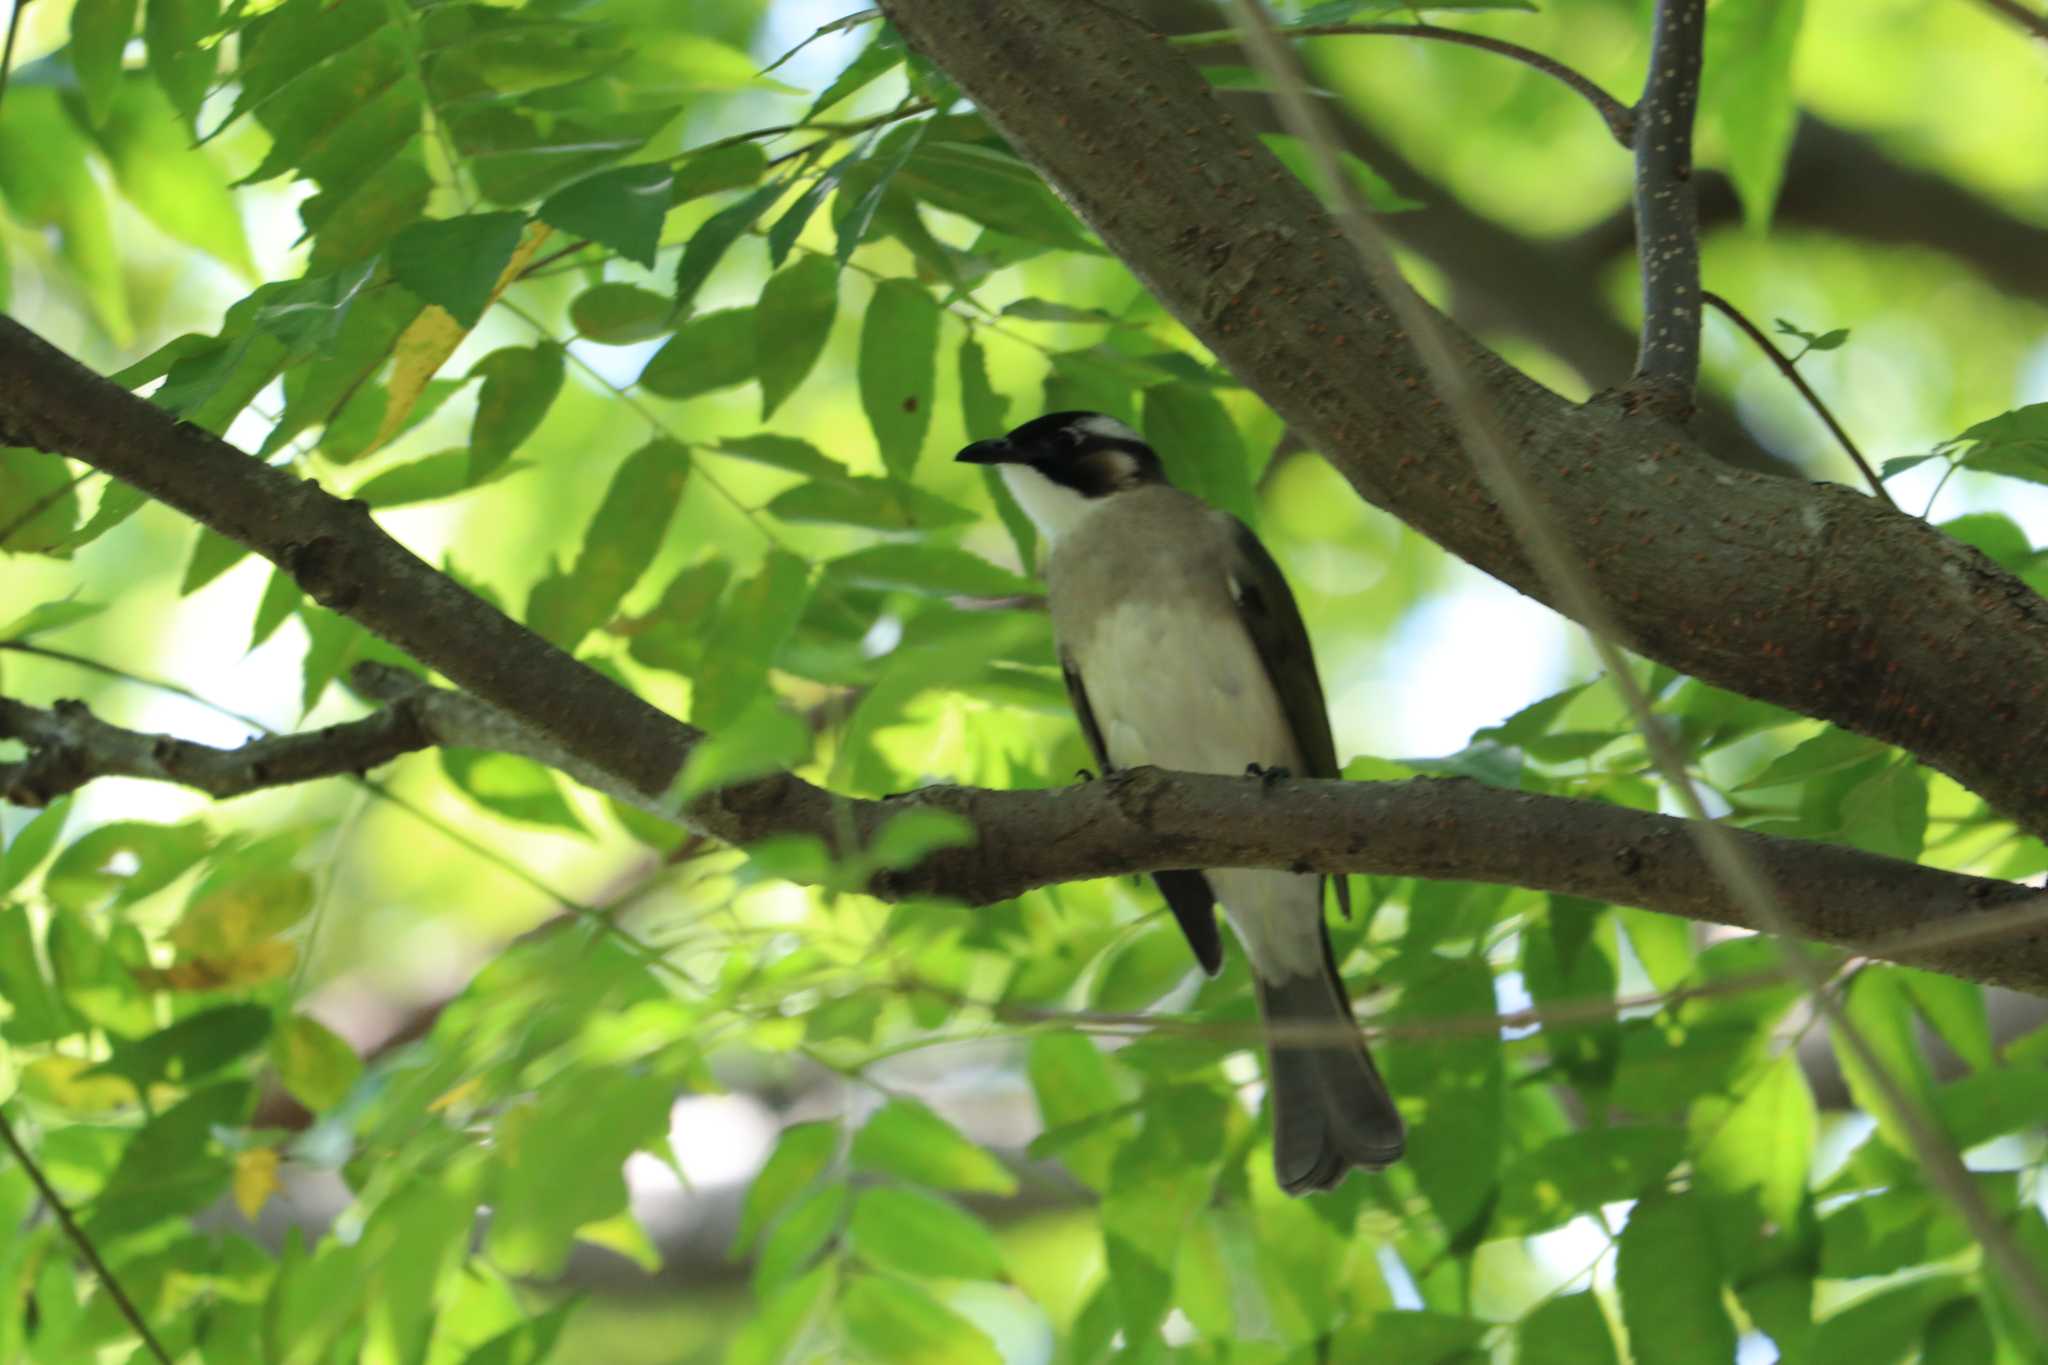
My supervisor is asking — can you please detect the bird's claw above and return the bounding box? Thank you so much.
[1245,761,1291,789]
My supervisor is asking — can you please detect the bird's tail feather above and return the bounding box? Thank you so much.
[1256,936,1404,1194]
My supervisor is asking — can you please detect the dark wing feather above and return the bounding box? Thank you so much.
[1226,519,1352,918]
[1060,650,1224,974]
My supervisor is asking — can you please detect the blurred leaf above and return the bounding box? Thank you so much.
[896,142,1099,251]
[1821,1184,1984,1278]
[1922,1299,1996,1365]
[272,1014,362,1113]
[754,1183,846,1290]
[841,1276,1001,1365]
[569,283,675,344]
[713,434,847,481]
[539,163,674,268]
[734,1121,838,1257]
[809,30,904,120]
[1142,384,1258,527]
[1832,966,1936,1154]
[0,450,81,554]
[851,1099,1017,1196]
[45,819,213,916]
[352,450,531,508]
[1737,726,1885,790]
[1093,922,1197,1013]
[1383,956,1501,1241]
[87,1004,271,1096]
[756,255,840,418]
[440,749,588,834]
[674,182,784,312]
[526,439,690,650]
[468,343,565,481]
[859,279,941,479]
[1811,1277,1968,1364]
[825,544,1033,598]
[768,476,975,530]
[85,1081,247,1238]
[1934,1069,2048,1149]
[0,90,126,336]
[1259,133,1422,213]
[638,307,758,399]
[1702,0,1805,225]
[0,908,77,1043]
[692,550,810,731]
[674,696,810,801]
[1616,1194,1736,1365]
[0,798,72,897]
[867,808,976,871]
[0,599,104,642]
[1330,1311,1488,1362]
[849,1187,1004,1279]
[1520,1293,1619,1365]
[169,834,315,959]
[71,0,139,127]
[1839,759,1927,860]
[87,76,254,274]
[671,142,769,204]
[1027,1032,1130,1190]
[1690,1053,1815,1229]
[1898,967,1991,1071]
[144,0,219,130]
[1492,1127,1685,1237]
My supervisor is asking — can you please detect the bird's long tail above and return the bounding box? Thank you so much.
[1255,927,1405,1194]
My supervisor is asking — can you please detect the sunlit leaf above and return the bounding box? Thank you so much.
[849,1187,1004,1279]
[859,279,941,479]
[1616,1194,1736,1365]
[851,1099,1017,1196]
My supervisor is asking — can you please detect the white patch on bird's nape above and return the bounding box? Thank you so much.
[1073,413,1142,444]
[1000,461,1102,546]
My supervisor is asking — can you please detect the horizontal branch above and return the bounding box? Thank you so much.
[875,0,2048,845]
[13,664,2020,997]
[0,695,431,806]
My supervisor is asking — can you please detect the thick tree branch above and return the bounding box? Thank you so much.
[16,664,2031,995]
[875,0,2048,844]
[1981,0,2048,42]
[0,694,432,805]
[1629,0,1705,396]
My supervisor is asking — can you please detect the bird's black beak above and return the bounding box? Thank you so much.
[956,438,1012,466]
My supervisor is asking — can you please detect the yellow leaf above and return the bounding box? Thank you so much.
[19,1055,136,1113]
[234,1147,280,1221]
[428,1075,484,1114]
[169,866,312,958]
[135,939,297,992]
[370,220,554,454]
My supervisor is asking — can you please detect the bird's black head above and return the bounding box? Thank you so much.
[956,410,1169,497]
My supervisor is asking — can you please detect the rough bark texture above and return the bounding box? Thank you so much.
[876,0,2048,841]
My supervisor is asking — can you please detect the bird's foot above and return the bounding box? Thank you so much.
[1245,761,1291,789]
[1075,767,1097,783]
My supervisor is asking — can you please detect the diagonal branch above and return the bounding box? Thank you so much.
[0,694,432,805]
[1980,0,2048,42]
[1630,0,1707,397]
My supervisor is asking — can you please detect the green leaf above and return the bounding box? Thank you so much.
[1923,1298,1996,1365]
[1092,922,1198,1013]
[469,344,565,482]
[88,75,255,274]
[1331,1312,1488,1362]
[1027,1032,1129,1190]
[866,808,976,871]
[1832,966,1936,1154]
[84,1081,247,1238]
[824,544,1033,598]
[638,307,758,399]
[0,907,75,1042]
[1881,453,1936,480]
[859,279,941,479]
[767,476,975,531]
[72,0,138,127]
[485,1071,673,1277]
[352,450,530,508]
[671,142,769,204]
[691,550,810,731]
[1520,1293,1619,1365]
[729,1261,838,1365]
[1898,967,1991,1071]
[87,1003,271,1096]
[849,1187,1004,1279]
[1937,512,2032,570]
[673,697,810,802]
[569,283,675,344]
[1950,403,2048,486]
[674,182,784,313]
[840,1276,1001,1365]
[1492,1127,1686,1236]
[1690,1053,1815,1228]
[0,798,72,897]
[734,1121,839,1257]
[440,749,588,835]
[754,1184,846,1290]
[144,0,219,130]
[1383,956,1501,1240]
[808,32,905,120]
[525,439,690,651]
[271,1013,362,1113]
[1736,726,1885,790]
[181,527,248,595]
[170,831,315,959]
[851,1099,1018,1196]
[1812,1278,1968,1364]
[1616,1194,1736,1365]
[756,255,839,419]
[1141,384,1258,527]
[1934,1069,2048,1148]
[1838,759,1927,860]
[388,212,529,328]
[896,142,1099,252]
[0,89,127,337]
[45,819,213,916]
[712,434,847,481]
[0,450,81,554]
[1259,133,1423,213]
[1821,1185,1980,1278]
[1701,0,1805,225]
[460,1298,580,1365]
[539,164,675,268]
[766,153,858,268]
[0,599,104,642]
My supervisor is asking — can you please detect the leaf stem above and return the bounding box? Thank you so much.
[1701,291,1895,509]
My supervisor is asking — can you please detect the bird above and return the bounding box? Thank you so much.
[957,410,1404,1193]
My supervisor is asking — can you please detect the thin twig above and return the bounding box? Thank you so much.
[1701,291,1896,509]
[0,1108,173,1365]
[1630,0,1706,396]
[0,0,28,118]
[1979,0,2048,42]
[1228,0,2048,1333]
[1173,23,1634,145]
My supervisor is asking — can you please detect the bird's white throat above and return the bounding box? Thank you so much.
[1000,462,1106,547]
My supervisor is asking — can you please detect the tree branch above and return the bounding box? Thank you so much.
[9,663,2021,997]
[1173,23,1635,146]
[1630,0,1706,397]
[1980,0,2048,42]
[0,694,432,805]
[872,0,2048,845]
